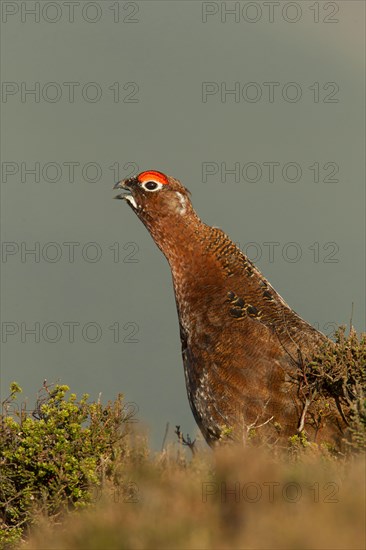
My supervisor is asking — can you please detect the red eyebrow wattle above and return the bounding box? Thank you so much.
[137,171,168,185]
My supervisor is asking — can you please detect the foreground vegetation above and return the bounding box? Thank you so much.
[0,328,365,549]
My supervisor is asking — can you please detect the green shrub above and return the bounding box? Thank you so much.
[305,326,366,451]
[0,382,136,547]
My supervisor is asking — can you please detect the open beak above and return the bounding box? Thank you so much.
[113,179,129,200]
[113,179,138,209]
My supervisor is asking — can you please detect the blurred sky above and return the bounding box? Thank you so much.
[1,1,365,448]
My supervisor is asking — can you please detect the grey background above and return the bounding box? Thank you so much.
[1,1,365,448]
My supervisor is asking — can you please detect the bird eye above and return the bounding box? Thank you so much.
[141,180,163,192]
[145,181,157,190]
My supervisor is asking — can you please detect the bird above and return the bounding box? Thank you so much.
[113,170,347,449]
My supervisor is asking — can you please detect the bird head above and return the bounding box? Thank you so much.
[114,170,193,222]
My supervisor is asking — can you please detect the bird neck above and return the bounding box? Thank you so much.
[145,209,208,267]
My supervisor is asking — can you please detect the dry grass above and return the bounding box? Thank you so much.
[21,440,365,550]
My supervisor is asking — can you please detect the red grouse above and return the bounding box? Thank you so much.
[114,170,346,448]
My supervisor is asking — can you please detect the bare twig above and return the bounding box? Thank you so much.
[161,422,170,452]
[175,425,197,455]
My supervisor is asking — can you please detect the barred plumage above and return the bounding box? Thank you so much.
[114,170,347,449]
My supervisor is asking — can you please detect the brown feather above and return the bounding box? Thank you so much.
[115,172,347,448]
